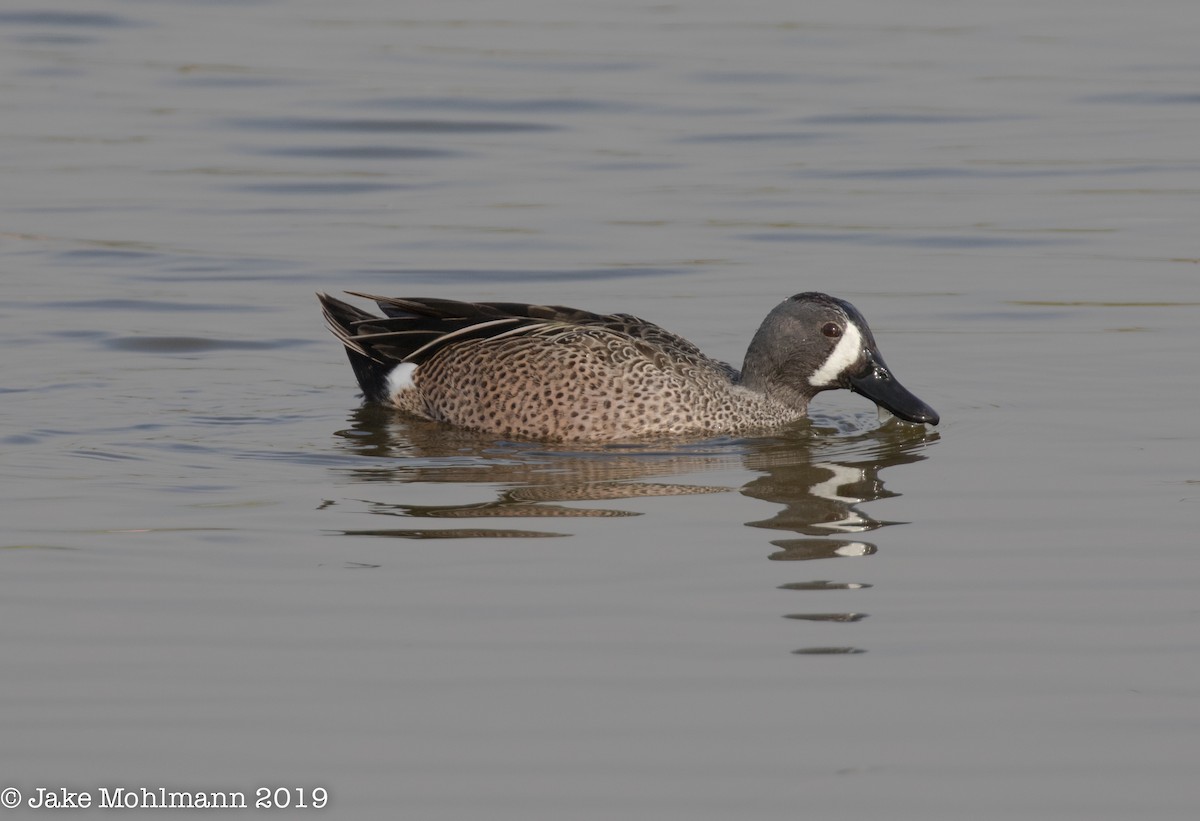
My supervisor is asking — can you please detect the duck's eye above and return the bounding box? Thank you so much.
[821,322,842,338]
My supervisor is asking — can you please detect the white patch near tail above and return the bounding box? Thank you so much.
[808,322,863,387]
[386,362,419,399]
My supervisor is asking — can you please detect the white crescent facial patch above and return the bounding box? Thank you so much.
[808,321,863,387]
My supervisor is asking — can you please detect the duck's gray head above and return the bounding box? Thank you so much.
[741,292,939,425]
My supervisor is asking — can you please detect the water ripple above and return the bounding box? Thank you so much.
[742,231,1063,249]
[33,299,268,313]
[800,112,999,125]
[0,11,141,27]
[233,182,421,196]
[351,267,691,284]
[227,117,562,134]
[334,528,569,539]
[253,145,466,160]
[104,336,313,353]
[1082,92,1200,105]
[361,96,639,114]
[678,131,832,144]
[798,164,1184,180]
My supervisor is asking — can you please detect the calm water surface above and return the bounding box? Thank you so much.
[3,0,1198,818]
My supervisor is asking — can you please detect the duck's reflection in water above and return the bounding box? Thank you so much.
[738,422,937,653]
[330,406,737,534]
[329,405,939,653]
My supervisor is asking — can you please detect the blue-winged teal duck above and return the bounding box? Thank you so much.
[319,291,939,441]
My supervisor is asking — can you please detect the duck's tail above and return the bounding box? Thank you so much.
[318,292,555,403]
[317,292,400,403]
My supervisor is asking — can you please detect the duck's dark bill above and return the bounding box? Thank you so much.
[847,356,939,426]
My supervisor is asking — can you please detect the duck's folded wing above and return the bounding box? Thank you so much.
[319,293,739,398]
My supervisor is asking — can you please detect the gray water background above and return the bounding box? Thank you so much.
[2,0,1198,817]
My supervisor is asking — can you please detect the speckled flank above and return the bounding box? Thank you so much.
[412,327,801,441]
[317,291,938,441]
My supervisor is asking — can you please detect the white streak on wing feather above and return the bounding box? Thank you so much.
[808,322,863,387]
[403,317,524,362]
[324,320,371,358]
[409,320,580,359]
[340,328,434,341]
